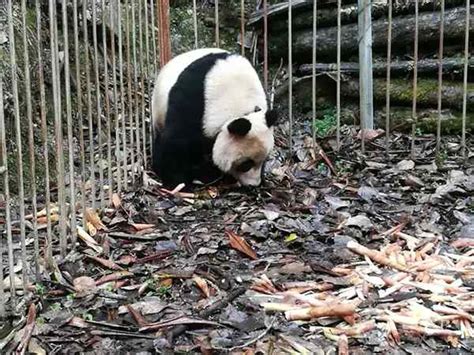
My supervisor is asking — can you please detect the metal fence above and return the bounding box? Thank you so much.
[0,0,472,318]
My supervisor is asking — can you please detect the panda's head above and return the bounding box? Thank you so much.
[212,107,278,186]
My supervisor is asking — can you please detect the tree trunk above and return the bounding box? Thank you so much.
[249,0,466,31]
[297,58,474,79]
[267,5,473,62]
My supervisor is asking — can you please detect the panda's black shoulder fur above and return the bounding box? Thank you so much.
[152,51,231,189]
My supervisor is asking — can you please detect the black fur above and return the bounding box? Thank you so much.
[265,109,278,127]
[152,52,230,188]
[228,118,251,136]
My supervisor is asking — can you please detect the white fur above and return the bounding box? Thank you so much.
[202,55,268,137]
[151,48,227,131]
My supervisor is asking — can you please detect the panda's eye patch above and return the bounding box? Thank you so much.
[236,159,254,173]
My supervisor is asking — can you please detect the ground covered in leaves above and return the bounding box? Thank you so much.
[2,117,474,354]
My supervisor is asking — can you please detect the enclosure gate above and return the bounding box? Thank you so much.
[0,0,471,318]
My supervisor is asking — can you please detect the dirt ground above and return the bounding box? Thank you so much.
[2,115,474,354]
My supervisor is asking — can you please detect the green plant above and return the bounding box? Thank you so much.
[35,283,46,295]
[313,108,336,138]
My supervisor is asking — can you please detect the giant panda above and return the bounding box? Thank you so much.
[151,48,278,189]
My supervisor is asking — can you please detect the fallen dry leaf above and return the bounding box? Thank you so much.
[84,208,107,233]
[87,255,123,271]
[131,223,156,231]
[225,229,257,260]
[77,226,103,254]
[193,276,210,298]
[73,276,97,297]
[111,193,122,209]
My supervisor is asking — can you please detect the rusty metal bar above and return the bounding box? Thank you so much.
[410,0,420,159]
[84,0,97,210]
[436,0,445,153]
[385,0,393,154]
[461,0,470,158]
[157,0,171,68]
[288,0,293,159]
[73,0,87,223]
[62,0,78,247]
[0,78,14,312]
[102,0,113,202]
[36,0,53,262]
[92,1,105,206]
[21,0,39,275]
[263,0,268,93]
[7,0,28,292]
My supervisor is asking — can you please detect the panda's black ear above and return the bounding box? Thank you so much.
[265,109,278,127]
[228,118,251,136]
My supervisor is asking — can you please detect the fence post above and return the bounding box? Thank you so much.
[157,0,171,67]
[358,0,374,131]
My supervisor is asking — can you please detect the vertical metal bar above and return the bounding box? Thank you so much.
[21,0,39,276]
[193,0,199,48]
[111,1,121,194]
[92,1,105,206]
[73,0,87,224]
[145,0,152,162]
[125,0,136,184]
[118,1,128,190]
[336,0,342,151]
[139,0,147,170]
[84,0,97,210]
[49,0,68,257]
[240,0,245,56]
[102,0,113,202]
[62,0,77,247]
[312,0,317,156]
[0,78,12,313]
[36,0,53,262]
[215,0,220,47]
[385,0,393,154]
[436,0,445,153]
[410,0,419,159]
[461,0,470,159]
[150,0,158,63]
[132,0,142,178]
[357,0,374,152]
[7,0,28,292]
[288,0,293,159]
[263,0,268,93]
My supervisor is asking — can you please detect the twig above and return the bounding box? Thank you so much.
[213,317,276,351]
[285,302,357,321]
[167,287,246,342]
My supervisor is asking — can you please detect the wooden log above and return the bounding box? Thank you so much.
[276,75,474,111]
[297,58,474,78]
[267,5,474,61]
[249,0,466,30]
